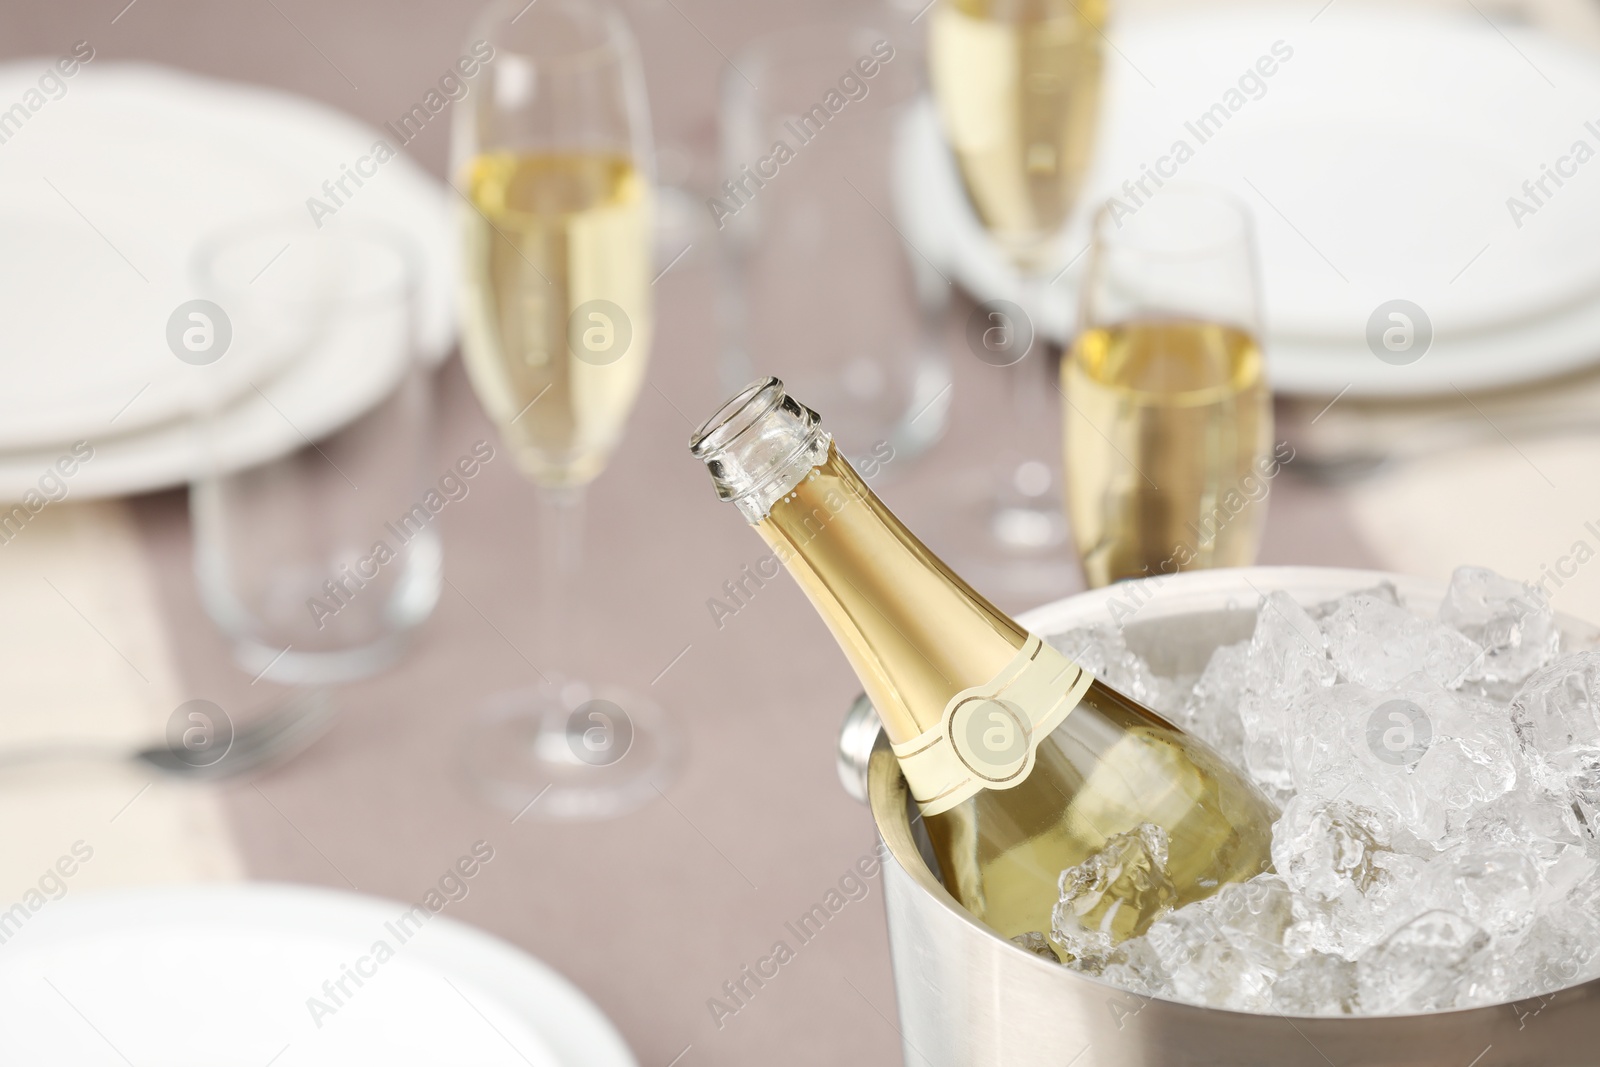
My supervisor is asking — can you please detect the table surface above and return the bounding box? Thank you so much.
[7,0,1600,1064]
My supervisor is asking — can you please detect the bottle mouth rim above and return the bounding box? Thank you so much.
[689,376,831,519]
[688,376,784,458]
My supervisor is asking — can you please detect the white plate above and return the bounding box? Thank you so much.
[0,883,636,1067]
[903,5,1600,396]
[0,254,416,502]
[0,279,442,507]
[0,61,454,450]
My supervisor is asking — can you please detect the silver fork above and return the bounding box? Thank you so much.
[0,690,336,781]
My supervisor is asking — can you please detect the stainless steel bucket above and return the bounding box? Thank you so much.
[838,567,1600,1066]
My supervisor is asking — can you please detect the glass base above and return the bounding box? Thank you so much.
[653,182,702,268]
[988,458,1069,552]
[463,678,679,821]
[231,632,410,687]
[928,458,1082,609]
[990,501,1068,551]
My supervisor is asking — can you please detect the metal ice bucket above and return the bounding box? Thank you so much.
[837,567,1600,1067]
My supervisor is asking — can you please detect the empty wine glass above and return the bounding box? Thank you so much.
[717,20,952,469]
[190,217,439,685]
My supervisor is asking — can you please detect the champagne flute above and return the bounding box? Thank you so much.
[452,0,676,818]
[928,0,1106,553]
[1064,186,1274,588]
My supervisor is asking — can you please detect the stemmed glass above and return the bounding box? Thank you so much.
[618,0,706,261]
[927,0,1106,553]
[718,21,951,471]
[451,0,676,818]
[1064,187,1273,587]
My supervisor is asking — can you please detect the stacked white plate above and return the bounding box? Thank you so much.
[0,62,456,500]
[0,884,636,1066]
[901,4,1600,397]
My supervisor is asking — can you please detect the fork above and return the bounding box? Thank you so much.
[0,690,336,781]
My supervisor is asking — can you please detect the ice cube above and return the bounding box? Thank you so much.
[1439,566,1560,685]
[1283,845,1462,962]
[1175,639,1250,768]
[1273,952,1358,1014]
[1455,788,1585,865]
[1510,651,1600,800]
[1288,684,1516,843]
[1451,845,1539,938]
[1237,592,1336,792]
[1321,593,1483,690]
[1309,581,1402,617]
[1400,693,1518,828]
[1209,874,1296,972]
[1138,875,1295,1012]
[1271,795,1390,902]
[1050,823,1176,967]
[1535,844,1597,906]
[1094,934,1168,996]
[1508,884,1600,997]
[1134,902,1242,1008]
[1049,626,1183,716]
[1356,910,1488,1013]
[1008,930,1060,962]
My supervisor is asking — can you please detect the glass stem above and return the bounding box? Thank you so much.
[536,481,585,699]
[1010,269,1054,461]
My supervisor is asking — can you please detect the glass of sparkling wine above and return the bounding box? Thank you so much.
[451,0,677,818]
[1064,186,1274,588]
[928,0,1105,553]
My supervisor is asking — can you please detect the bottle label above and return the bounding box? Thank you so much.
[889,635,1094,816]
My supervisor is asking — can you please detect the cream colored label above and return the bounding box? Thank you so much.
[890,635,1094,817]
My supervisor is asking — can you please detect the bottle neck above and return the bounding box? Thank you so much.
[755,444,1027,746]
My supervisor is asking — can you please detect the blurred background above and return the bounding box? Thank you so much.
[6,0,1600,1063]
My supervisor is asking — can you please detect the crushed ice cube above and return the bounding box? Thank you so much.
[1455,787,1584,864]
[1356,910,1488,1013]
[1506,884,1600,996]
[1451,846,1538,938]
[1237,592,1336,792]
[1285,848,1453,960]
[1271,795,1390,902]
[1049,626,1184,716]
[1008,930,1059,962]
[1147,906,1269,1011]
[1273,951,1357,1015]
[1208,874,1297,973]
[1175,639,1250,767]
[1535,844,1597,905]
[1288,683,1516,842]
[1510,652,1600,822]
[1050,823,1176,967]
[1440,566,1560,685]
[1320,593,1483,690]
[1308,581,1402,617]
[1132,875,1296,1012]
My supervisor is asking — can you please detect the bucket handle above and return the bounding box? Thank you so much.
[836,692,883,803]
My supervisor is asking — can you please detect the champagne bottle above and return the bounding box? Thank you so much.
[690,379,1276,953]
